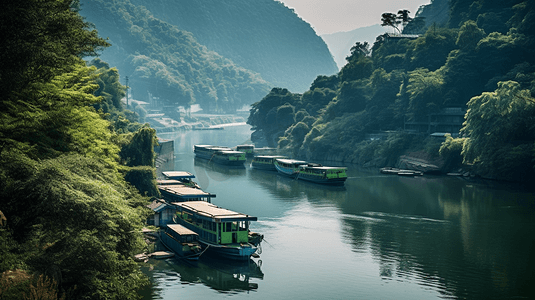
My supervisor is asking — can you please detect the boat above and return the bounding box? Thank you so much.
[160,224,203,260]
[296,164,348,186]
[161,170,201,188]
[251,155,286,171]
[194,145,246,166]
[194,145,230,160]
[380,167,423,176]
[274,158,308,177]
[172,201,263,261]
[236,145,255,157]
[158,182,216,203]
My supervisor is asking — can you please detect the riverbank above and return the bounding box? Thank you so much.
[145,113,247,133]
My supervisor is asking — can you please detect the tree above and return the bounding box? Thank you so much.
[347,42,371,62]
[398,10,412,29]
[461,81,535,181]
[456,20,486,50]
[405,68,444,121]
[381,12,401,33]
[0,0,109,104]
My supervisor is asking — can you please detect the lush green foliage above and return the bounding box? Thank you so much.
[0,1,157,298]
[459,81,535,181]
[248,0,535,181]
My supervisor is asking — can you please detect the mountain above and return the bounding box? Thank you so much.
[321,24,385,70]
[80,0,274,113]
[247,0,535,182]
[81,0,338,98]
[129,0,338,93]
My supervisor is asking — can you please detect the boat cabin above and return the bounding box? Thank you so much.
[147,199,177,227]
[164,224,199,244]
[300,165,347,178]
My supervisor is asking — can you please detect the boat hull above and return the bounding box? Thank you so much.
[251,161,277,171]
[199,240,258,261]
[296,174,347,186]
[160,232,202,260]
[274,163,299,177]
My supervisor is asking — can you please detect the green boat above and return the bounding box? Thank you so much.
[172,201,263,261]
[251,155,286,171]
[296,164,348,186]
[194,145,246,166]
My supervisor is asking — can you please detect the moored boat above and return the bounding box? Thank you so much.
[160,224,203,260]
[161,171,201,188]
[194,145,246,166]
[251,155,286,171]
[274,158,308,177]
[194,145,231,160]
[172,201,263,261]
[296,164,348,186]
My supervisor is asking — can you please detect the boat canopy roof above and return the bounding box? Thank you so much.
[254,155,286,159]
[300,165,347,170]
[218,150,244,154]
[173,201,257,222]
[194,144,214,149]
[159,185,214,198]
[276,158,307,165]
[166,224,198,236]
[195,145,231,151]
[162,171,195,180]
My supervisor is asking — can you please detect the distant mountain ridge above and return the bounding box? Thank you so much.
[126,0,338,93]
[321,24,385,70]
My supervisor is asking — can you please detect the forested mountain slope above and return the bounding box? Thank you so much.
[127,0,338,93]
[80,0,338,113]
[80,0,271,113]
[248,0,535,182]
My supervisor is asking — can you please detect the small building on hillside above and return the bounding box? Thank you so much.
[404,107,466,137]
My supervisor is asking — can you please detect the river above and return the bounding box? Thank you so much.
[140,123,535,300]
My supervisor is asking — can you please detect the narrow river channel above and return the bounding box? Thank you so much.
[140,123,535,300]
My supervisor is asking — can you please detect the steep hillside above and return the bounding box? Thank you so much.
[248,0,535,182]
[321,24,384,70]
[80,0,271,113]
[127,0,338,92]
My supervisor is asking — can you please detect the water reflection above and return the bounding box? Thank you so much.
[338,172,535,300]
[140,255,263,297]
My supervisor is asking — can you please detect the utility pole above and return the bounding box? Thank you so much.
[125,76,129,107]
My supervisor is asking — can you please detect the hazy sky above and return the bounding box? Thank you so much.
[277,0,431,35]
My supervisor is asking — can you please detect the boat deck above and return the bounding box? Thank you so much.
[162,171,195,180]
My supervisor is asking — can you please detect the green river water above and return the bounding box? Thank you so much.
[140,124,535,300]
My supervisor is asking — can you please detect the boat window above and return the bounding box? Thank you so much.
[238,221,248,231]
